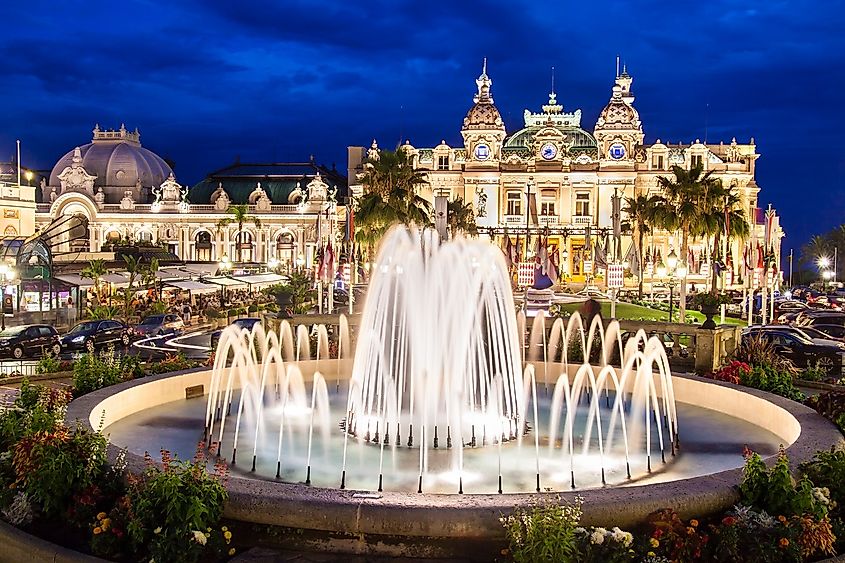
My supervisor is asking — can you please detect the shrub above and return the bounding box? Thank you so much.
[36,353,72,375]
[72,348,133,397]
[705,361,751,385]
[739,364,805,402]
[732,334,798,376]
[800,448,845,551]
[247,304,258,313]
[740,447,826,520]
[805,391,845,433]
[128,448,230,563]
[501,496,582,563]
[144,353,197,375]
[12,425,109,517]
[644,509,710,561]
[800,362,828,383]
[573,525,635,562]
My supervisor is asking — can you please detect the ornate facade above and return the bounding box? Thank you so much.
[34,126,347,270]
[350,63,784,288]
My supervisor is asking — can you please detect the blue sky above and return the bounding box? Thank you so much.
[1,0,843,252]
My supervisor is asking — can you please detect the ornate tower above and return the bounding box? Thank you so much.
[593,66,644,167]
[461,59,506,168]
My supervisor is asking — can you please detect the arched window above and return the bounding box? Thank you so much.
[276,232,295,268]
[4,225,16,236]
[137,231,153,244]
[105,230,121,242]
[68,214,89,253]
[195,231,213,262]
[235,231,253,262]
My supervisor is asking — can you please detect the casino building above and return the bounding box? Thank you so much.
[349,62,783,289]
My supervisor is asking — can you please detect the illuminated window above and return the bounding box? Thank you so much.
[540,190,556,215]
[506,191,522,216]
[652,155,664,169]
[575,192,590,217]
[437,155,450,170]
[691,154,703,168]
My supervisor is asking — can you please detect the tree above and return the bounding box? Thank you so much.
[656,164,720,320]
[143,257,161,298]
[216,204,262,262]
[80,259,108,307]
[119,254,142,321]
[355,149,432,255]
[623,194,664,298]
[694,185,750,292]
[447,197,478,237]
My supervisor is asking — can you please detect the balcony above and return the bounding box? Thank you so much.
[503,215,524,225]
[573,215,592,225]
[539,215,559,226]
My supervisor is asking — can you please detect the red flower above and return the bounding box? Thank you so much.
[653,529,664,539]
[721,516,736,526]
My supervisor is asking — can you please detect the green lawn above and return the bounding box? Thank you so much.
[556,301,746,326]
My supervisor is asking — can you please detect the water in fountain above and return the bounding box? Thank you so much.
[204,226,679,493]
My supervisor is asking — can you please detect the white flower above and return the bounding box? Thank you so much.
[610,526,633,547]
[590,530,605,545]
[192,530,207,546]
[574,527,586,535]
[153,526,162,534]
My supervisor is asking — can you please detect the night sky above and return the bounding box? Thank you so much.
[2,1,843,253]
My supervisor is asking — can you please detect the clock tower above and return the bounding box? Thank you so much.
[461,59,506,169]
[593,66,644,169]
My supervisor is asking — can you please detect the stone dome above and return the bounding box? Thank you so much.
[48,125,172,199]
[596,85,641,129]
[463,102,505,130]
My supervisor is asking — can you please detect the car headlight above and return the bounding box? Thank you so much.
[0,339,9,345]
[71,335,85,343]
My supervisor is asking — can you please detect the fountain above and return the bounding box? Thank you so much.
[73,226,841,557]
[199,227,680,493]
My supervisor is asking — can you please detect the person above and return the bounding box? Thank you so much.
[67,295,76,327]
[579,297,602,329]
[182,301,192,325]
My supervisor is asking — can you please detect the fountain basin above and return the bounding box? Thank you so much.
[66,365,843,559]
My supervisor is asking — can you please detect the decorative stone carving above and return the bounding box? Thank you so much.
[93,187,105,209]
[49,187,58,203]
[249,182,273,211]
[288,181,305,204]
[153,173,185,205]
[306,173,328,202]
[210,182,230,211]
[367,139,380,161]
[120,190,135,210]
[57,147,97,195]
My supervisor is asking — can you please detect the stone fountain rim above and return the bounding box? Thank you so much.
[66,367,844,539]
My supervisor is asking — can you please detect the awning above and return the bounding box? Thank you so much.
[101,273,131,288]
[233,273,288,288]
[54,274,96,288]
[204,276,248,288]
[156,267,186,281]
[182,263,220,276]
[164,280,220,294]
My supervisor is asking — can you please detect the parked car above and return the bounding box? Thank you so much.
[134,314,185,337]
[0,324,61,359]
[810,324,845,341]
[746,324,845,350]
[743,327,845,374]
[210,318,262,348]
[61,320,132,352]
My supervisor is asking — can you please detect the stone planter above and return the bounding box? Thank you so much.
[700,304,719,329]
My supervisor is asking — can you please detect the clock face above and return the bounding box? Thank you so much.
[609,143,627,160]
[540,142,558,160]
[474,144,490,161]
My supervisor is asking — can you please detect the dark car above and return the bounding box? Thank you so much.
[0,325,61,359]
[811,324,845,341]
[134,314,185,338]
[210,318,262,348]
[61,319,132,352]
[744,327,845,374]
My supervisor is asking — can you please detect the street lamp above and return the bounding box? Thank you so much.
[0,264,17,330]
[24,171,33,186]
[656,249,687,323]
[219,255,232,303]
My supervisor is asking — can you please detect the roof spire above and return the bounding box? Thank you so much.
[616,56,620,79]
[474,58,493,103]
[551,65,555,95]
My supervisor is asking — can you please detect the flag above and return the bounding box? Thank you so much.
[724,204,731,238]
[625,242,641,278]
[345,205,354,242]
[756,242,764,270]
[548,243,560,282]
[502,236,513,270]
[594,238,607,269]
[764,206,775,248]
[319,241,335,281]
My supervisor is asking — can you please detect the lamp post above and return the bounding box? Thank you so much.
[655,249,687,323]
[818,256,831,290]
[0,264,17,331]
[219,254,232,304]
[24,171,33,186]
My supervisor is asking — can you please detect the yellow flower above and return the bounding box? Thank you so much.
[779,537,790,548]
[647,552,656,557]
[221,526,228,532]
[778,515,787,523]
[96,512,107,520]
[101,518,111,530]
[224,530,232,540]
[228,548,236,556]
[93,527,102,535]
[207,527,212,532]
[690,519,699,527]
[649,537,660,548]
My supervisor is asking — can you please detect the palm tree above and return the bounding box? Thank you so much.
[801,235,832,269]
[81,259,108,306]
[447,197,478,237]
[120,254,142,321]
[656,164,718,320]
[355,149,432,255]
[623,194,664,298]
[693,185,750,292]
[216,204,262,262]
